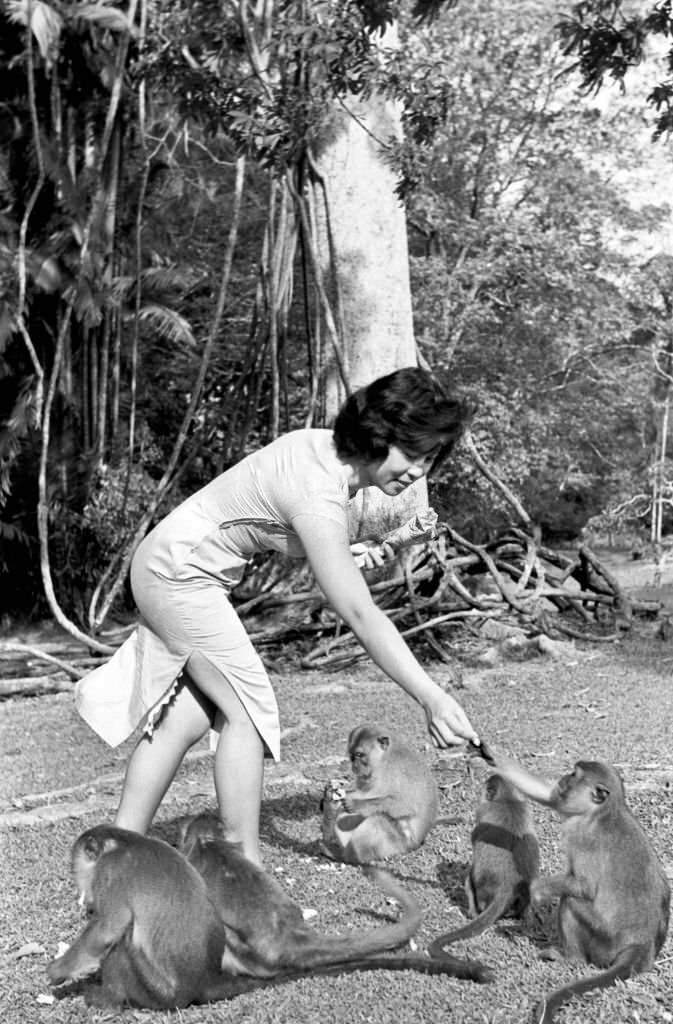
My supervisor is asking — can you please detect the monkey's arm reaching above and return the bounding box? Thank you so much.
[471,743,555,806]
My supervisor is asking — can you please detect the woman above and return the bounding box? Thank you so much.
[76,367,479,866]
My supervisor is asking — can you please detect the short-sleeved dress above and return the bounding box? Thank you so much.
[75,429,351,760]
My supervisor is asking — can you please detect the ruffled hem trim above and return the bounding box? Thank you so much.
[142,672,184,738]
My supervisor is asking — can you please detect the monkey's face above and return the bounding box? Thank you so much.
[71,844,100,908]
[350,744,375,784]
[553,763,611,817]
[71,829,120,907]
[348,727,389,787]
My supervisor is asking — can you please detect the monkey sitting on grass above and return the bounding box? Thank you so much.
[429,773,540,956]
[320,723,442,864]
[472,743,670,1024]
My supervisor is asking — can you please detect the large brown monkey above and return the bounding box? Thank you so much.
[473,748,671,1023]
[320,724,440,864]
[180,813,494,983]
[48,823,493,1008]
[429,774,539,957]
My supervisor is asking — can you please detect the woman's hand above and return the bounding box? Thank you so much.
[423,689,480,748]
[350,540,394,570]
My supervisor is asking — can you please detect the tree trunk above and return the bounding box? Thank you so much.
[310,25,426,539]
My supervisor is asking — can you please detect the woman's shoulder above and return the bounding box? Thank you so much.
[256,428,339,470]
[256,429,349,515]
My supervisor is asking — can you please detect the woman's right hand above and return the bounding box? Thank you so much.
[423,688,479,749]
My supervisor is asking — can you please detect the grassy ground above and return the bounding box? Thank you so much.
[1,558,673,1024]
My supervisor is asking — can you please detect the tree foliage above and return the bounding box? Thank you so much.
[557,0,673,137]
[1,0,672,628]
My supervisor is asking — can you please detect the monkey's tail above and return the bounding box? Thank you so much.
[532,944,649,1024]
[205,952,494,1000]
[428,892,510,957]
[288,866,422,968]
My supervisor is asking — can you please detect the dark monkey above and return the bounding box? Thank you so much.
[429,774,540,958]
[321,724,440,864]
[48,822,493,1008]
[473,749,670,1023]
[181,813,494,983]
[46,825,246,1008]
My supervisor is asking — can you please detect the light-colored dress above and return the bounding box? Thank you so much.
[75,429,351,760]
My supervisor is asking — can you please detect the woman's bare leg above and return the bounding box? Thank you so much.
[185,651,265,866]
[115,680,212,833]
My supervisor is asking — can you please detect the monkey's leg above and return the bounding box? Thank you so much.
[344,814,410,863]
[533,944,650,1024]
[47,905,132,984]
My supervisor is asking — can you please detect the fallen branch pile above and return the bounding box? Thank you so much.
[240,525,661,671]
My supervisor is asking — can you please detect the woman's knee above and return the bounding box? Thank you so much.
[156,678,214,745]
[185,651,251,726]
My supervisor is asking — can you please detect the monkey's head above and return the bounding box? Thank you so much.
[71,826,122,906]
[347,725,390,786]
[179,813,226,856]
[553,761,624,817]
[484,775,521,803]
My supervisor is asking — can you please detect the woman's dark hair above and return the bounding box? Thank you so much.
[333,367,471,468]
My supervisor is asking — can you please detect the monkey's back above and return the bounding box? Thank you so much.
[469,793,539,917]
[70,827,229,1008]
[384,741,438,836]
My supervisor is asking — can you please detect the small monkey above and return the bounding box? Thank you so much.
[321,724,439,864]
[429,774,539,957]
[473,749,671,1023]
[181,813,494,983]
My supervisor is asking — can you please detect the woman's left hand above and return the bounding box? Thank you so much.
[350,541,395,570]
[423,689,480,748]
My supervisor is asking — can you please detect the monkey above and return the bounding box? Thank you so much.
[46,824,255,1008]
[428,774,540,958]
[180,813,495,983]
[48,822,493,1008]
[320,724,441,864]
[471,748,671,1023]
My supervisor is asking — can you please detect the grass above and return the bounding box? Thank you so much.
[1,606,673,1023]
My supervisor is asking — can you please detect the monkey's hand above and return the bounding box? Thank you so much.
[322,778,349,803]
[530,878,556,908]
[320,779,349,823]
[468,739,495,764]
[47,950,100,985]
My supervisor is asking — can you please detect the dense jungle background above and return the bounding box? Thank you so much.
[2,0,673,641]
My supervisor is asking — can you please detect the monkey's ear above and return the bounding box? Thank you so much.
[591,784,610,804]
[81,835,103,860]
[377,734,390,750]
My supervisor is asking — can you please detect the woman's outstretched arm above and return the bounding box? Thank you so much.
[292,514,479,747]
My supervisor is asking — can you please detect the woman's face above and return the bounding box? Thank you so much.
[368,444,438,496]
